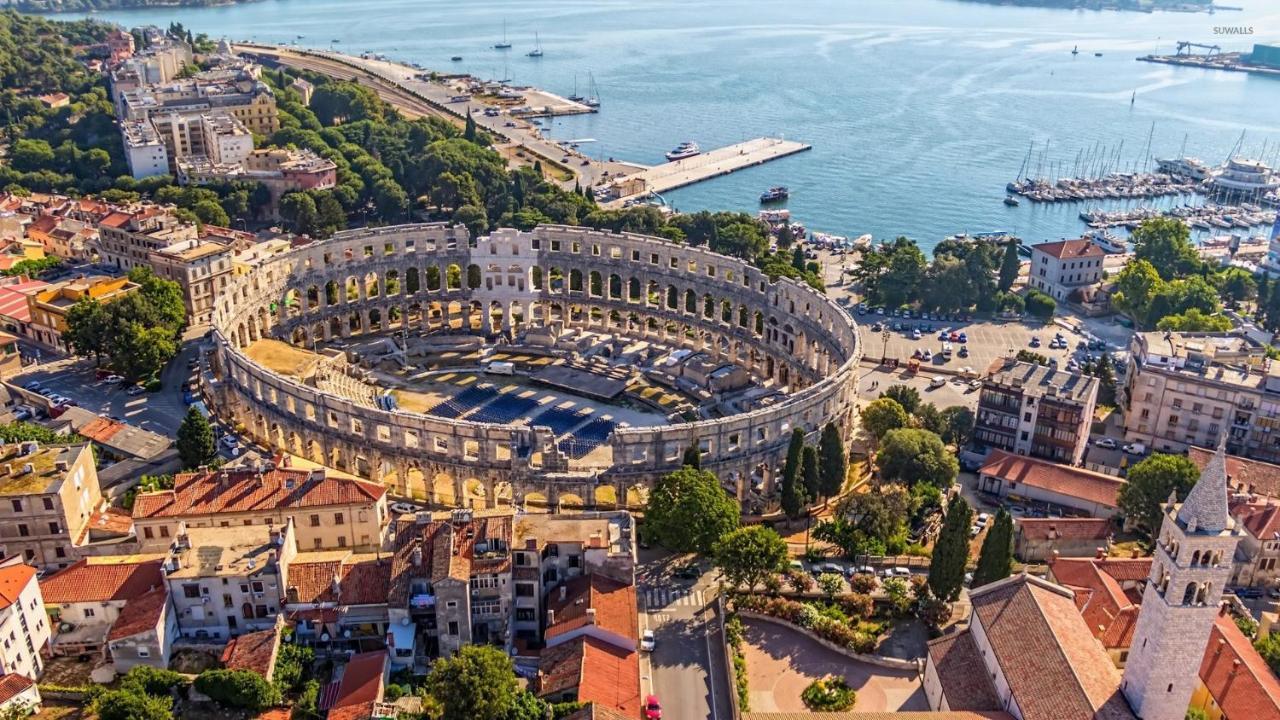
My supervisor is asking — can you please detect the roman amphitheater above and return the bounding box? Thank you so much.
[206,224,861,513]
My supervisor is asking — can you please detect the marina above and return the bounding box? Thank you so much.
[601,138,812,208]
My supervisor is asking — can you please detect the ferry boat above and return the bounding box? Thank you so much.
[665,142,700,162]
[1004,195,1020,206]
[1083,229,1126,254]
[1156,157,1211,182]
[760,186,789,203]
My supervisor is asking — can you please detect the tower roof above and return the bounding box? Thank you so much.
[1177,437,1231,534]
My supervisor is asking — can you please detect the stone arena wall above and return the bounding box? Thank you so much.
[207,224,861,509]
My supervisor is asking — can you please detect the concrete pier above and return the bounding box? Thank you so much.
[604,137,812,207]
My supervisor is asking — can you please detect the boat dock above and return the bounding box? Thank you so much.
[603,137,811,207]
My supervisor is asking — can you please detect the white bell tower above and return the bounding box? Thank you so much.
[1121,440,1241,719]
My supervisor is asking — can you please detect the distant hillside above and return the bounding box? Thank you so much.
[7,0,249,12]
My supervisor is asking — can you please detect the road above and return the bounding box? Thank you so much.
[638,552,732,720]
[234,44,636,189]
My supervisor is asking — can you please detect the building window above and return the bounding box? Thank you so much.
[334,513,344,525]
[48,522,59,534]
[42,498,53,511]
[252,581,264,594]
[54,547,65,558]
[16,524,27,537]
[310,515,320,527]
[337,536,346,548]
[448,621,459,635]
[183,584,200,599]
[143,527,154,540]
[84,608,95,618]
[159,526,169,538]
[138,648,150,658]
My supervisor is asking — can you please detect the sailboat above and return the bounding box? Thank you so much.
[527,32,543,58]
[1130,90,1136,105]
[494,20,512,50]
[585,72,601,108]
[1071,44,1079,55]
[568,74,585,103]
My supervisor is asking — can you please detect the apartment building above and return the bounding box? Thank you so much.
[38,557,166,660]
[148,238,234,324]
[974,359,1099,465]
[122,120,169,179]
[98,207,199,272]
[283,551,391,653]
[132,462,388,553]
[1122,331,1280,460]
[1027,238,1105,302]
[0,443,103,570]
[119,70,279,137]
[162,520,297,641]
[149,111,253,174]
[24,275,139,352]
[181,148,337,218]
[0,557,49,679]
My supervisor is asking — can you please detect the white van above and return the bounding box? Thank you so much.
[484,361,515,376]
[941,341,954,359]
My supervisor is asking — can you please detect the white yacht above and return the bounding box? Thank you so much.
[1155,157,1211,182]
[665,141,700,161]
[1083,229,1127,254]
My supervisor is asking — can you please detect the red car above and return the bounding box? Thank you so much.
[644,695,662,720]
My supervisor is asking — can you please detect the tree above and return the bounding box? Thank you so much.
[1025,289,1056,319]
[801,445,821,501]
[713,526,788,591]
[464,110,477,142]
[425,645,519,720]
[644,466,739,553]
[194,669,281,711]
[971,509,1013,588]
[682,442,702,470]
[1155,308,1232,332]
[1217,267,1258,308]
[1255,632,1280,676]
[93,689,172,720]
[913,402,945,436]
[64,296,109,363]
[1118,454,1201,534]
[781,428,808,519]
[939,406,975,447]
[191,198,230,227]
[876,429,958,489]
[998,240,1020,291]
[928,496,972,602]
[1132,216,1201,280]
[502,692,551,720]
[861,398,909,442]
[176,406,216,469]
[1112,258,1163,323]
[882,385,921,414]
[817,573,844,599]
[817,422,847,499]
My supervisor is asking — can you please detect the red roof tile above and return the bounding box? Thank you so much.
[286,556,390,607]
[1017,517,1113,541]
[1033,238,1106,259]
[926,629,1001,711]
[537,637,640,716]
[331,650,386,713]
[1230,500,1280,541]
[0,564,35,610]
[221,625,281,680]
[545,574,637,643]
[40,559,163,604]
[968,575,1134,720]
[99,212,133,229]
[1190,445,1280,498]
[107,586,168,641]
[1199,610,1280,719]
[0,674,33,705]
[980,451,1125,510]
[0,280,48,323]
[132,467,385,519]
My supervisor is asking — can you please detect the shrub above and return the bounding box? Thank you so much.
[1025,289,1056,319]
[725,614,744,649]
[733,653,750,711]
[120,666,187,696]
[293,679,320,720]
[145,378,163,392]
[797,604,821,628]
[273,641,314,693]
[195,669,282,711]
[836,593,875,620]
[847,574,878,594]
[801,676,856,712]
[93,689,173,720]
[785,568,815,593]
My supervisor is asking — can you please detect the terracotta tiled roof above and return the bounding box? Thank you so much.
[545,574,637,642]
[40,559,163,604]
[327,702,376,720]
[537,636,587,697]
[132,467,385,518]
[1017,517,1112,541]
[1189,445,1280,499]
[0,674,33,705]
[221,625,281,680]
[99,212,133,229]
[926,629,1000,711]
[0,280,48,323]
[389,513,514,605]
[1199,610,1280,719]
[107,586,167,641]
[1230,501,1280,541]
[0,564,35,610]
[559,703,639,720]
[286,555,390,607]
[537,636,640,716]
[331,650,386,714]
[1033,238,1106,259]
[980,451,1125,510]
[742,714,1015,720]
[968,575,1134,720]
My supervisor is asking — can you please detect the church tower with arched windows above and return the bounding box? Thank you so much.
[1121,440,1241,719]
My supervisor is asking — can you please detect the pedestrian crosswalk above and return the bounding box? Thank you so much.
[642,587,705,609]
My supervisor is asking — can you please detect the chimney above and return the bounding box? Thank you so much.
[1095,547,1106,560]
[547,609,555,626]
[310,468,325,483]
[21,463,34,475]
[559,585,567,602]
[1049,550,1060,565]
[585,608,596,625]
[54,460,68,473]
[1131,548,1140,559]
[331,575,341,597]
[168,556,181,573]
[411,545,422,568]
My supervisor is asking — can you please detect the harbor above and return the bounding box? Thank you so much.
[1138,42,1280,79]
[601,138,812,208]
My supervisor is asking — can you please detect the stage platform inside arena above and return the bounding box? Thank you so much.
[531,366,628,401]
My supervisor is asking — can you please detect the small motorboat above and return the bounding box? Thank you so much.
[1004,195,1020,207]
[451,56,463,62]
[760,186,789,204]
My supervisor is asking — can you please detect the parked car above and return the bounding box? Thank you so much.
[976,512,991,526]
[644,696,662,720]
[220,435,241,449]
[970,525,981,537]
[1123,442,1147,456]
[890,567,911,578]
[673,563,700,580]
[22,381,41,391]
[1029,337,1041,347]
[640,629,656,652]
[928,376,946,388]
[126,385,146,396]
[1095,437,1118,449]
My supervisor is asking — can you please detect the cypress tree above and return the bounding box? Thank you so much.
[463,110,477,143]
[682,442,702,470]
[801,445,821,502]
[998,240,1021,292]
[817,422,846,499]
[176,406,217,470]
[928,496,972,602]
[1258,273,1271,322]
[972,509,1014,588]
[791,246,806,273]
[780,428,807,519]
